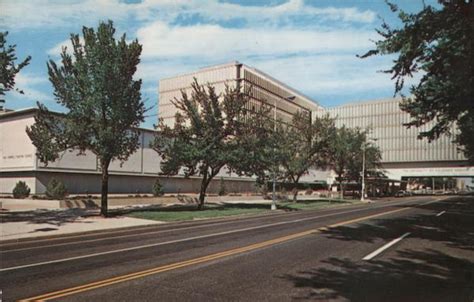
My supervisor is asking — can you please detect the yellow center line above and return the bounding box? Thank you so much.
[19,204,427,301]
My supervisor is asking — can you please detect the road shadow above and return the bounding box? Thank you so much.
[281,249,474,301]
[318,196,474,251]
[280,196,474,301]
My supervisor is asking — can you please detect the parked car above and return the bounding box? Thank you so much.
[395,190,411,197]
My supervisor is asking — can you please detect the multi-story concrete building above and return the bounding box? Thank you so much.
[1,62,472,194]
[322,99,474,188]
[159,62,321,127]
[1,62,321,194]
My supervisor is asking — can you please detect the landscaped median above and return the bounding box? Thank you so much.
[125,198,358,222]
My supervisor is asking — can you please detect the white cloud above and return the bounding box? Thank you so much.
[47,37,85,56]
[136,21,376,60]
[4,73,50,107]
[1,0,376,30]
[136,0,376,24]
[0,0,130,30]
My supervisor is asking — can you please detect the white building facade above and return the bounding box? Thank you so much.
[1,62,472,194]
[321,99,474,188]
[1,62,322,194]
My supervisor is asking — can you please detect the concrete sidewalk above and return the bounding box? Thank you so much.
[1,209,160,242]
[0,195,347,242]
[0,199,61,212]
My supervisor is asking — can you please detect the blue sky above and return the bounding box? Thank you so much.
[1,0,433,128]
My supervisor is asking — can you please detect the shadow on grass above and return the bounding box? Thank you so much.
[108,198,354,218]
[292,198,352,205]
[109,202,297,217]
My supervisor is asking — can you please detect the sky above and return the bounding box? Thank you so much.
[1,0,433,129]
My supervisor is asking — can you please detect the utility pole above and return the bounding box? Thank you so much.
[271,99,277,210]
[361,144,366,201]
[361,137,376,202]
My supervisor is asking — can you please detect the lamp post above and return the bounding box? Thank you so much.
[271,95,295,210]
[361,144,366,201]
[361,138,377,202]
[271,99,277,210]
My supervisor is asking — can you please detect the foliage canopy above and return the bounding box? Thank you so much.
[153,80,273,209]
[26,21,145,216]
[0,31,31,106]
[360,0,474,162]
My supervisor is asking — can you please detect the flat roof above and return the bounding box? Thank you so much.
[241,63,321,111]
[0,107,156,132]
[326,97,404,109]
[160,61,321,111]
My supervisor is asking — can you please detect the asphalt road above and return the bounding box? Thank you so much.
[1,196,473,301]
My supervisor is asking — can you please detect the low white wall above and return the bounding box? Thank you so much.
[0,171,256,195]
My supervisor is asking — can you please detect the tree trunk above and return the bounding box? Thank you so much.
[197,173,209,210]
[292,178,300,203]
[338,173,344,200]
[292,189,298,202]
[100,159,111,217]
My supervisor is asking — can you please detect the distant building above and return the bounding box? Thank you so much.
[1,62,472,194]
[159,61,321,127]
[321,99,474,189]
[0,62,322,194]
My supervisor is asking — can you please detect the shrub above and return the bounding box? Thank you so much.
[152,179,164,197]
[218,177,226,196]
[305,188,314,195]
[256,183,268,196]
[12,181,30,199]
[45,178,67,199]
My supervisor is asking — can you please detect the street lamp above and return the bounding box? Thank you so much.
[271,98,277,210]
[361,138,377,202]
[271,95,295,210]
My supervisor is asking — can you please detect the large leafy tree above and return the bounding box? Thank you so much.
[153,80,273,210]
[0,31,31,107]
[275,112,335,202]
[360,0,474,162]
[26,21,145,216]
[329,126,381,198]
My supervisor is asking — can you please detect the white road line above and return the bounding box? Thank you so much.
[0,206,386,272]
[436,210,446,217]
[1,198,424,253]
[1,198,440,272]
[362,232,411,261]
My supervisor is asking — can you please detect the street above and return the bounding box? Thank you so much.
[1,196,473,301]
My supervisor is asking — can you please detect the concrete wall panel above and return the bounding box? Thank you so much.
[0,115,36,171]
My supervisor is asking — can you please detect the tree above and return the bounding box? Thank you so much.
[329,126,381,198]
[346,138,382,198]
[152,179,164,197]
[12,181,31,199]
[153,80,273,210]
[0,31,31,107]
[360,0,474,162]
[26,21,145,216]
[45,178,68,200]
[275,112,335,202]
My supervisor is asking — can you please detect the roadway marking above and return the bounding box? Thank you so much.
[362,232,411,260]
[0,206,399,272]
[1,197,436,253]
[19,206,423,301]
[1,202,359,251]
[1,198,443,272]
[436,210,446,217]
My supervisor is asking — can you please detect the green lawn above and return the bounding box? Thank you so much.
[126,198,355,222]
[280,198,355,210]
